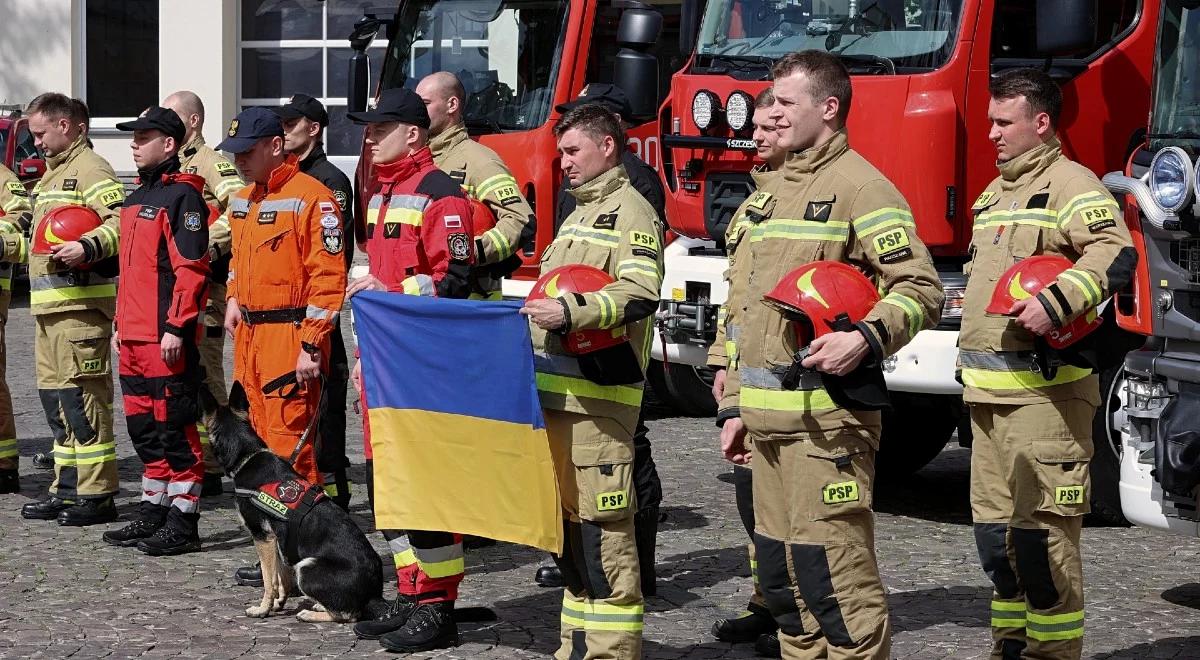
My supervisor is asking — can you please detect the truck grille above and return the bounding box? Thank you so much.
[1170,238,1200,284]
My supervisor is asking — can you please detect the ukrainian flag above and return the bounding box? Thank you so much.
[352,292,562,554]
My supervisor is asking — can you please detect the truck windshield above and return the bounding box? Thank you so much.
[695,0,963,73]
[379,0,569,133]
[1150,3,1200,146]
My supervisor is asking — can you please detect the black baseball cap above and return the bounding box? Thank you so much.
[555,83,634,122]
[216,107,285,154]
[273,93,329,126]
[116,106,186,144]
[346,87,430,128]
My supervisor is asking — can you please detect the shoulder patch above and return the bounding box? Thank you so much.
[873,227,912,264]
[319,201,336,214]
[183,211,203,231]
[971,190,997,210]
[1081,206,1117,232]
[322,226,343,253]
[444,214,463,229]
[320,213,339,229]
[5,180,27,196]
[629,230,659,251]
[448,233,471,260]
[334,189,349,211]
[214,161,238,177]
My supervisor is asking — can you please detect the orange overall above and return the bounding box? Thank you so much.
[227,155,346,484]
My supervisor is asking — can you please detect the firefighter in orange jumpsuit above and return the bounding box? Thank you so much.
[217,107,347,579]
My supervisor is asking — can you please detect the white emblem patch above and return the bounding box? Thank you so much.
[320,214,339,229]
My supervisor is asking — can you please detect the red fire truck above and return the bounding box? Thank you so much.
[1104,0,1200,538]
[348,0,1155,519]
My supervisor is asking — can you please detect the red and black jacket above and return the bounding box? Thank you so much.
[116,156,211,342]
[361,147,474,298]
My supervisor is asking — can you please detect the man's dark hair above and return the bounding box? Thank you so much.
[554,104,625,154]
[989,68,1062,127]
[28,92,89,127]
[771,50,852,123]
[754,87,775,108]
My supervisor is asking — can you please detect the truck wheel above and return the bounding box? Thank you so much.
[877,392,962,478]
[1088,363,1129,526]
[646,360,718,417]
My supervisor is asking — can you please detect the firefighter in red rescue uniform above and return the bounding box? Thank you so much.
[522,104,664,660]
[961,69,1136,659]
[21,93,126,526]
[102,107,210,555]
[0,163,31,494]
[218,107,347,580]
[719,51,943,659]
[345,87,475,654]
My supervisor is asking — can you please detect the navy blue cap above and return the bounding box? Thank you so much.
[116,106,187,144]
[216,107,285,154]
[347,87,430,128]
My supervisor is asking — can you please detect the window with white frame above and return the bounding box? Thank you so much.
[84,0,159,125]
[240,0,385,157]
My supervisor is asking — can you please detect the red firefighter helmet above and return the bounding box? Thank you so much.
[32,206,103,256]
[763,261,880,346]
[528,264,627,354]
[468,196,496,237]
[987,254,1103,349]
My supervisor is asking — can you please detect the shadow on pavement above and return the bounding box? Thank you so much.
[1162,583,1200,610]
[1090,636,1200,659]
[875,445,973,525]
[888,585,991,633]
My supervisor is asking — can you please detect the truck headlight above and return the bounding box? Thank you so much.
[1149,146,1194,213]
[692,90,719,131]
[725,91,753,133]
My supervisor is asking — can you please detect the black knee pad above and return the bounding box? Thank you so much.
[974,523,1020,598]
[789,543,854,648]
[38,390,67,441]
[59,387,98,442]
[579,520,614,599]
[733,465,755,539]
[555,520,587,595]
[1011,527,1059,610]
[752,533,805,637]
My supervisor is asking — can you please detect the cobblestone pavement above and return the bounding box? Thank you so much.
[1,295,1199,659]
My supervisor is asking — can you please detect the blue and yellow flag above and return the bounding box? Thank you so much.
[352,292,562,554]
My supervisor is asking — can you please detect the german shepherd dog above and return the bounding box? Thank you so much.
[200,383,383,622]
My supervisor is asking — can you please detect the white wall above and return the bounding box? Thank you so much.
[0,0,77,106]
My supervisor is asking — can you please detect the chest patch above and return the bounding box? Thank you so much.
[62,178,77,192]
[137,205,159,220]
[593,213,617,230]
[1026,192,1050,209]
[449,170,467,185]
[804,200,833,223]
[971,191,997,210]
[745,191,775,220]
[185,166,198,174]
[257,211,277,224]
[384,222,402,239]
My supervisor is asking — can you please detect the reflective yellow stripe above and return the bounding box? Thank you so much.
[560,596,643,631]
[594,291,618,329]
[536,373,643,407]
[1057,191,1111,227]
[741,386,838,412]
[880,292,924,338]
[851,207,915,236]
[73,441,117,465]
[468,291,505,301]
[617,258,660,279]
[477,172,518,201]
[559,224,620,247]
[395,548,419,567]
[483,227,513,259]
[214,178,245,198]
[725,340,737,361]
[975,208,1059,229]
[960,365,1091,390]
[1026,610,1084,640]
[383,207,423,226]
[1059,269,1101,307]
[750,219,851,243]
[415,555,465,578]
[30,284,117,305]
[0,437,16,459]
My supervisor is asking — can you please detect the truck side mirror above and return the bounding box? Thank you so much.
[680,0,707,56]
[1035,0,1097,56]
[19,157,44,179]
[348,16,382,114]
[614,7,663,120]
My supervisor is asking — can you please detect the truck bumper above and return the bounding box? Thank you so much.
[1119,350,1200,537]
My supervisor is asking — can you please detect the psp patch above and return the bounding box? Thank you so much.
[596,490,629,512]
[322,226,343,254]
[972,190,997,210]
[81,358,103,374]
[822,480,860,505]
[873,228,912,264]
[448,232,471,261]
[214,161,238,177]
[1081,206,1117,233]
[5,180,26,196]
[183,211,204,231]
[629,230,659,251]
[320,213,339,229]
[1055,485,1085,505]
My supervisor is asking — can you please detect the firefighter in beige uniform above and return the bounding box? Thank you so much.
[719,52,942,660]
[0,164,30,493]
[165,91,246,493]
[417,72,535,298]
[20,93,125,525]
[961,69,1136,660]
[522,104,662,660]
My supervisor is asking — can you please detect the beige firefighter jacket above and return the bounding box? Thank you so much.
[179,134,244,263]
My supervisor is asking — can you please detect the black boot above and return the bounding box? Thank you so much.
[57,497,118,526]
[103,502,168,547]
[354,594,419,640]
[137,509,201,556]
[235,564,263,587]
[21,495,74,520]
[712,602,778,643]
[634,505,659,597]
[201,473,224,497]
[755,631,781,658]
[31,452,53,470]
[379,601,458,653]
[0,469,18,494]
[534,565,563,588]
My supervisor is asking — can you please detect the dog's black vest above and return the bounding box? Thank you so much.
[238,478,326,564]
